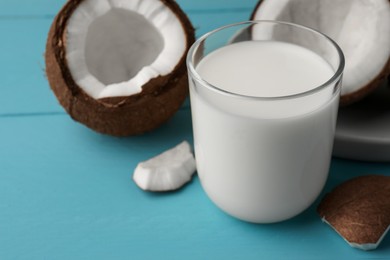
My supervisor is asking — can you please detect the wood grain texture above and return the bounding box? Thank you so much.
[0,0,389,259]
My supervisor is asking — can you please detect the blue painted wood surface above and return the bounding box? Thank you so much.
[0,0,389,259]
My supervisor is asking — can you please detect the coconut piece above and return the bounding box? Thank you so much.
[251,0,390,105]
[133,141,196,192]
[317,175,390,250]
[45,0,195,136]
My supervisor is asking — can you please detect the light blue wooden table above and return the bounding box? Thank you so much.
[1,0,389,259]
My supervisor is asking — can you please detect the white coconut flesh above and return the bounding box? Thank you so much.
[65,0,186,99]
[252,0,390,97]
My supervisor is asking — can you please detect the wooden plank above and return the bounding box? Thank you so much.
[0,0,64,16]
[1,1,390,259]
[190,10,251,37]
[0,0,258,16]
[0,19,61,115]
[2,109,389,259]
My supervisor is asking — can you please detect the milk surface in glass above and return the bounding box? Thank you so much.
[190,40,339,223]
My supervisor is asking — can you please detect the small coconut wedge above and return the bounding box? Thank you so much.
[46,0,195,136]
[317,175,390,250]
[251,0,390,105]
[133,141,196,192]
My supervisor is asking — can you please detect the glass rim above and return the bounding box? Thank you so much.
[186,20,345,101]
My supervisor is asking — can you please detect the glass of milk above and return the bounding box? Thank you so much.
[187,21,344,223]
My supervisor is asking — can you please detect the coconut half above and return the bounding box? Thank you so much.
[46,0,195,136]
[251,0,390,105]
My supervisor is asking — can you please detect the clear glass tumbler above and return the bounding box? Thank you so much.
[187,21,344,223]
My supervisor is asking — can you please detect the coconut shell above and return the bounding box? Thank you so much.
[340,0,390,106]
[45,0,195,136]
[340,58,390,106]
[317,175,390,248]
[250,0,390,106]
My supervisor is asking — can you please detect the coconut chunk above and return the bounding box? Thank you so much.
[66,0,186,99]
[317,175,390,250]
[133,141,196,192]
[251,0,390,105]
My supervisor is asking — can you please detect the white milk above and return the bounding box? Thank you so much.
[190,41,340,223]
